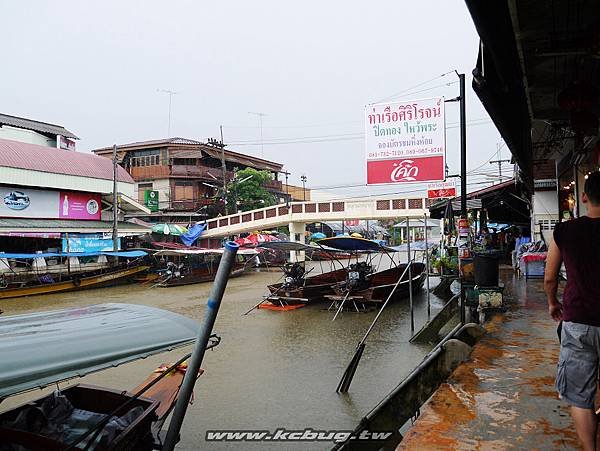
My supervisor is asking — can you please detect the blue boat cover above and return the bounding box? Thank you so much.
[316,236,397,252]
[0,250,147,259]
[0,303,198,399]
[180,223,206,247]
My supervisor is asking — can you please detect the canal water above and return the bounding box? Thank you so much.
[1,256,447,450]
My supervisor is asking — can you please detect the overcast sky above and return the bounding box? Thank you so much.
[2,0,511,198]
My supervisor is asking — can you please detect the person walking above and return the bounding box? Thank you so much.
[545,171,600,451]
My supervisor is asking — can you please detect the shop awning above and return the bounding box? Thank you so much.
[101,192,150,214]
[0,218,150,235]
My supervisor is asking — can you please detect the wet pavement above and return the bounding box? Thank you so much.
[399,272,579,450]
[0,257,447,450]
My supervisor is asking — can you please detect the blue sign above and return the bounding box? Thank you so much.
[62,234,121,253]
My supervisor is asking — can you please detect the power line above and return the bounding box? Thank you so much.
[227,119,493,146]
[371,70,455,104]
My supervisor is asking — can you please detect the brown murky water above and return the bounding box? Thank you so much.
[0,258,446,450]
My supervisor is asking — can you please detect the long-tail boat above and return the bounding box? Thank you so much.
[0,250,150,300]
[255,242,348,308]
[316,236,427,304]
[0,303,218,450]
[151,248,258,287]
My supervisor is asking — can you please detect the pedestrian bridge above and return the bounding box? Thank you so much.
[202,197,431,238]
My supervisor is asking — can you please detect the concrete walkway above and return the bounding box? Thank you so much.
[399,272,580,450]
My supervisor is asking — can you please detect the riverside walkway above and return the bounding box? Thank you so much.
[399,273,580,450]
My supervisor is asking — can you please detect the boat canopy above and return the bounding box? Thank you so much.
[154,248,258,257]
[257,241,319,252]
[0,250,147,259]
[0,303,198,399]
[316,236,397,252]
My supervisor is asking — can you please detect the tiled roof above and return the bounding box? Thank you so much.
[0,138,133,183]
[0,113,78,139]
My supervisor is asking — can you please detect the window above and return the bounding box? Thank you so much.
[137,183,153,202]
[131,154,160,167]
[173,158,196,165]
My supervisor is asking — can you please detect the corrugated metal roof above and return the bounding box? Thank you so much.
[0,218,149,233]
[0,139,132,183]
[92,138,284,172]
[0,113,78,139]
[93,137,202,153]
[202,147,283,172]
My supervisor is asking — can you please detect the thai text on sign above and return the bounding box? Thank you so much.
[365,97,446,185]
[427,181,456,199]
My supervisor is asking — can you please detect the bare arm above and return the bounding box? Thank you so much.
[544,240,563,322]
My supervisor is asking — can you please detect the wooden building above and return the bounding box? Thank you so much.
[93,138,287,222]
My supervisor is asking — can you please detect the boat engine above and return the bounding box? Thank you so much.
[282,262,305,288]
[345,262,372,291]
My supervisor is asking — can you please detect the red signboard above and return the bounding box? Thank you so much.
[428,187,456,199]
[344,219,359,227]
[366,156,445,185]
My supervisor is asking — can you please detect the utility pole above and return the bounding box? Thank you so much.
[300,175,307,201]
[112,144,119,252]
[157,89,177,137]
[281,170,291,206]
[220,126,228,215]
[490,144,510,183]
[458,72,467,326]
[248,111,266,158]
[459,73,467,221]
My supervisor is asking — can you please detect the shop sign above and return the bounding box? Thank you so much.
[59,136,76,151]
[427,181,456,199]
[344,219,359,227]
[0,186,101,220]
[144,190,159,212]
[62,233,120,253]
[365,97,446,185]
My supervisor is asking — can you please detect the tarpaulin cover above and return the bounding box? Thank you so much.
[0,250,147,259]
[153,248,258,257]
[257,241,319,252]
[316,236,397,252]
[0,303,198,399]
[180,223,206,246]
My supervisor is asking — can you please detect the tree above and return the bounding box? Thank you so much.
[227,168,276,212]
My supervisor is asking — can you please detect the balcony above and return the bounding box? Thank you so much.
[163,198,213,212]
[263,179,283,191]
[131,165,170,179]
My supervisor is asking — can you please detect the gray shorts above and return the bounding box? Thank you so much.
[556,321,600,409]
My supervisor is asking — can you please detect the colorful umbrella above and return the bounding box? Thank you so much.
[235,233,279,247]
[151,223,188,236]
[311,232,326,239]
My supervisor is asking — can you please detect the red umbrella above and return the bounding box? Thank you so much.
[234,237,254,247]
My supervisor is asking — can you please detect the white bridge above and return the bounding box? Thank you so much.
[202,196,431,239]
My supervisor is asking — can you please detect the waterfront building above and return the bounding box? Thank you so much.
[92,138,289,223]
[0,138,150,253]
[465,1,600,240]
[0,113,79,151]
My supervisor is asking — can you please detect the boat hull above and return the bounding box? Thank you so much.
[159,264,247,287]
[267,268,347,303]
[0,265,150,300]
[335,263,426,303]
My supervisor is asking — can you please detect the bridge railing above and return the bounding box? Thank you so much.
[203,197,430,237]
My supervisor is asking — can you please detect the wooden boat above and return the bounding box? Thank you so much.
[267,264,348,302]
[0,250,150,300]
[0,303,216,450]
[317,236,427,305]
[151,248,257,287]
[256,242,347,305]
[333,262,426,303]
